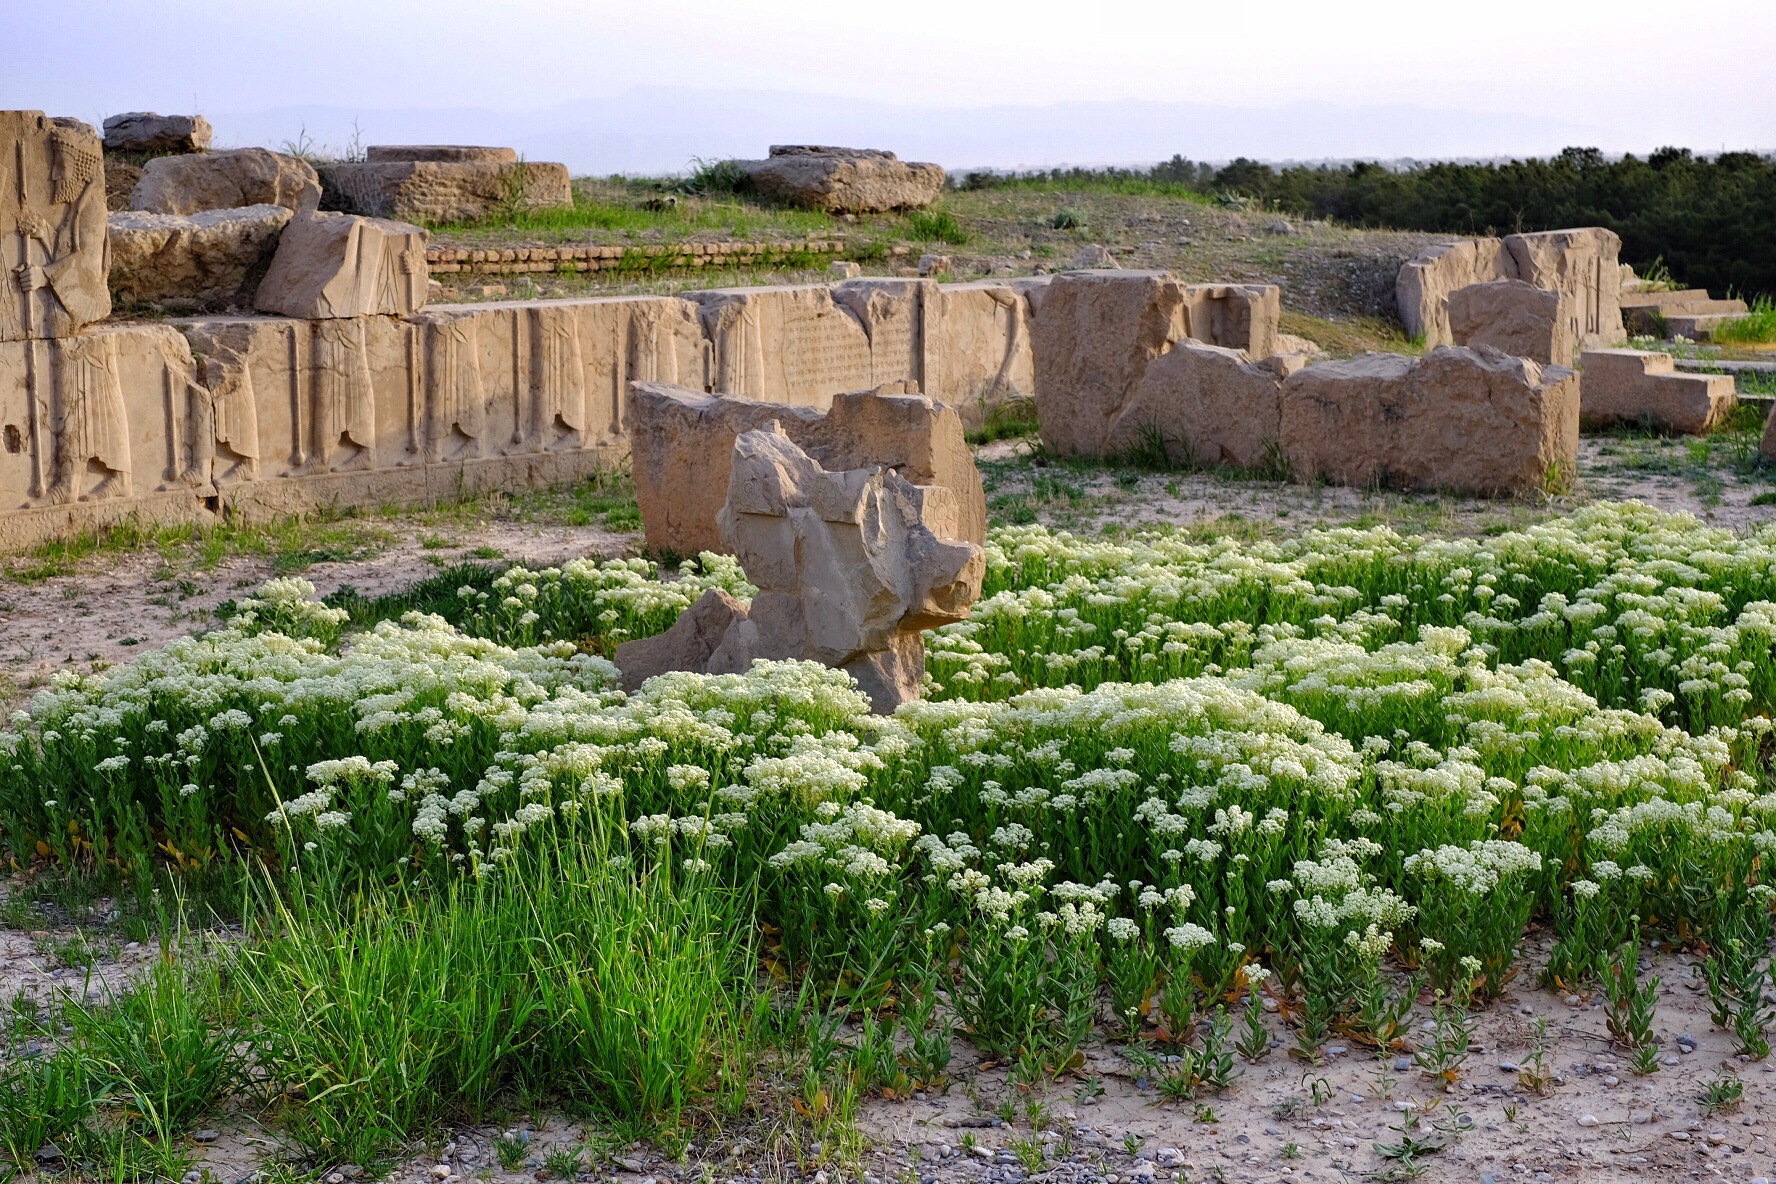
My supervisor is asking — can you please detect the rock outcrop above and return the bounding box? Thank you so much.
[107,204,292,311]
[737,146,946,213]
[629,381,986,557]
[132,148,321,216]
[102,113,212,155]
[615,425,984,712]
[253,212,428,319]
[1279,346,1579,495]
[1580,349,1736,434]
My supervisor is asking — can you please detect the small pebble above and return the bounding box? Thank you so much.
[193,1130,221,1145]
[1564,995,1582,1007]
[1393,1056,1412,1072]
[1498,1062,1517,1073]
[1668,1131,1690,1142]
[1578,1115,1599,1128]
[1603,1075,1620,1087]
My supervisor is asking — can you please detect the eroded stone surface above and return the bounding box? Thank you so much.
[1448,279,1575,365]
[1,110,111,342]
[132,148,321,216]
[107,204,291,311]
[1279,345,1579,495]
[737,146,945,213]
[364,145,518,164]
[102,113,212,155]
[319,159,571,224]
[1581,349,1736,435]
[1397,228,1624,350]
[629,380,985,558]
[616,425,983,712]
[254,212,428,319]
[1032,270,1188,456]
[1105,340,1292,470]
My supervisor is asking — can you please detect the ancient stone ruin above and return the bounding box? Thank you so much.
[629,380,986,557]
[108,204,291,311]
[319,146,573,224]
[1396,228,1627,362]
[102,113,213,155]
[131,147,322,216]
[735,146,946,213]
[1579,349,1737,435]
[1279,346,1579,495]
[615,424,984,712]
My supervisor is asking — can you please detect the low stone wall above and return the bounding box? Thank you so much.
[0,276,1040,548]
[426,239,848,275]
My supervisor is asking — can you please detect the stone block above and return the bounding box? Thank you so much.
[132,148,321,216]
[1279,345,1579,495]
[629,380,985,559]
[0,111,111,342]
[318,159,572,224]
[689,283,876,406]
[1504,227,1626,351]
[1448,279,1576,365]
[365,145,518,164]
[1579,349,1736,434]
[107,204,291,311]
[1396,238,1513,345]
[1183,282,1280,357]
[1106,340,1289,470]
[1032,270,1187,456]
[255,212,428,319]
[102,113,212,155]
[736,146,945,213]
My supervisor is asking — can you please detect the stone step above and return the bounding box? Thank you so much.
[1623,294,1749,334]
[1619,288,1712,309]
[1664,311,1752,341]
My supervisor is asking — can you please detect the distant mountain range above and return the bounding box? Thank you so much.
[209,87,1633,176]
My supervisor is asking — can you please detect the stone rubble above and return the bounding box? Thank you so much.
[101,112,213,155]
[131,147,321,216]
[735,145,946,213]
[106,204,291,311]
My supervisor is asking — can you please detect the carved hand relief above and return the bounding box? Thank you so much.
[2,113,110,344]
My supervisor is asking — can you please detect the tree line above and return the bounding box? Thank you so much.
[962,147,1776,299]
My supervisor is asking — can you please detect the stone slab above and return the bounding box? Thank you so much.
[1579,348,1736,434]
[107,204,291,311]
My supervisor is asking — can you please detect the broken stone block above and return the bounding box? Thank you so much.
[736,146,946,213]
[318,158,572,224]
[616,425,984,712]
[936,280,1035,434]
[1279,346,1579,495]
[1397,238,1514,346]
[1504,228,1626,350]
[0,111,111,342]
[1448,279,1576,365]
[254,212,428,319]
[102,113,212,155]
[1183,283,1280,357]
[1070,244,1119,269]
[1105,340,1290,470]
[689,283,877,406]
[132,148,321,216]
[107,204,292,311]
[364,145,518,164]
[629,380,986,558]
[1579,349,1736,435]
[1032,270,1188,456]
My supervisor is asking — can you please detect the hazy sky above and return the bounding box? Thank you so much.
[9,0,1775,168]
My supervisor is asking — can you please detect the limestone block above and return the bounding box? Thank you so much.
[1448,279,1576,365]
[736,146,946,213]
[616,425,983,712]
[1579,349,1736,435]
[935,280,1035,433]
[689,284,875,407]
[1504,228,1626,350]
[102,113,212,155]
[0,111,112,342]
[1182,283,1280,357]
[318,159,572,224]
[255,212,429,319]
[1031,270,1187,456]
[831,277,940,392]
[365,145,518,164]
[1070,245,1119,269]
[629,380,985,558]
[1396,238,1513,345]
[132,148,321,216]
[107,204,291,311]
[0,323,207,512]
[1279,346,1579,495]
[1105,340,1288,470]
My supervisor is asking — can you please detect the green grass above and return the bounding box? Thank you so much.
[906,209,968,245]
[1713,296,1776,345]
[960,175,1215,203]
[426,179,839,242]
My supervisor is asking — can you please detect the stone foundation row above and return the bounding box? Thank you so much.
[426,239,847,274]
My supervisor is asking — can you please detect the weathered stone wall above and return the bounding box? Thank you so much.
[0,275,1040,548]
[1397,228,1626,352]
[319,160,572,224]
